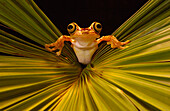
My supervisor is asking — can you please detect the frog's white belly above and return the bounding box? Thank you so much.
[72,41,98,64]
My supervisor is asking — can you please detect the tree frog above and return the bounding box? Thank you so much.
[45,22,130,64]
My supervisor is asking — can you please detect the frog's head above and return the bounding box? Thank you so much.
[67,22,102,36]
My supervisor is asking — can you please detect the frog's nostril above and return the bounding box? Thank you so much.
[82,31,89,34]
[81,28,90,31]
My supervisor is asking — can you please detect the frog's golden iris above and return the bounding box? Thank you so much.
[93,22,102,33]
[67,23,77,34]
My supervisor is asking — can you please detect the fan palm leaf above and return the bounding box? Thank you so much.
[0,0,170,110]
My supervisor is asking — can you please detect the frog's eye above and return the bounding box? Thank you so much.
[67,23,76,34]
[93,22,102,33]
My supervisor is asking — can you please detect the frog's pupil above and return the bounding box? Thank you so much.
[68,25,73,29]
[97,24,102,28]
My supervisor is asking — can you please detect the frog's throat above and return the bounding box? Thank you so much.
[73,46,98,64]
[72,41,98,50]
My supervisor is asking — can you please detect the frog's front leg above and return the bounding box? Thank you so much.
[45,35,73,56]
[97,35,130,49]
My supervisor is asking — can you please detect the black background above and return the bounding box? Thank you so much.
[34,0,148,36]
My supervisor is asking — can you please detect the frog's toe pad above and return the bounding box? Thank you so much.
[120,46,129,49]
[56,51,61,56]
[107,41,111,45]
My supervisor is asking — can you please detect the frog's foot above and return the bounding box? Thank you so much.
[45,38,65,56]
[45,41,64,56]
[97,35,130,49]
[45,35,72,56]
